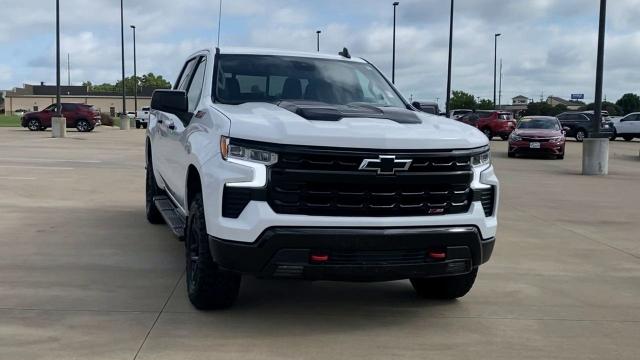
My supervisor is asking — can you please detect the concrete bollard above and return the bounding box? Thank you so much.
[51,117,67,138]
[582,138,609,175]
[120,114,130,130]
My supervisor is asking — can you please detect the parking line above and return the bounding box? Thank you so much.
[0,176,37,180]
[0,157,101,164]
[0,165,73,170]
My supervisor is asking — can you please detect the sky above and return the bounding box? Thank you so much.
[1,0,639,107]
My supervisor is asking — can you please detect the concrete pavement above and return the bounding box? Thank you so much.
[0,126,639,359]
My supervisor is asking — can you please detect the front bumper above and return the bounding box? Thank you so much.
[509,141,565,155]
[210,226,495,281]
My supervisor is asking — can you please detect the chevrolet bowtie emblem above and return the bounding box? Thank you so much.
[359,156,412,175]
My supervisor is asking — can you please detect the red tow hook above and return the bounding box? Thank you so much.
[428,251,447,260]
[310,253,330,264]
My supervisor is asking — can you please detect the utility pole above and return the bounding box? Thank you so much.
[498,58,503,109]
[52,0,66,137]
[131,25,138,115]
[582,0,609,176]
[316,30,321,52]
[493,33,501,107]
[67,53,70,86]
[119,0,129,130]
[217,0,223,47]
[392,2,399,84]
[445,0,454,114]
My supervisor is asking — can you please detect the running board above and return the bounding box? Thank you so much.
[154,196,186,240]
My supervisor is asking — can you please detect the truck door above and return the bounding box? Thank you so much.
[160,55,207,209]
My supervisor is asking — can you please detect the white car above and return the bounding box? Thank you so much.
[146,47,499,309]
[611,112,640,141]
[135,107,150,129]
[449,109,472,120]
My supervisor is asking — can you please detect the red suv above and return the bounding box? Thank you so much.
[458,110,517,140]
[21,103,100,132]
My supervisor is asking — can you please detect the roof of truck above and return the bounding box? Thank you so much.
[213,47,368,63]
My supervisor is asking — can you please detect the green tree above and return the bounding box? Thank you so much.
[140,73,171,89]
[523,102,555,116]
[580,101,623,116]
[477,99,495,110]
[449,90,477,110]
[83,73,172,95]
[615,93,640,115]
[552,104,568,115]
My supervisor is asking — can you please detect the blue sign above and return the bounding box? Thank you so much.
[571,94,585,100]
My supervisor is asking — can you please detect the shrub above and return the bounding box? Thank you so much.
[100,113,114,126]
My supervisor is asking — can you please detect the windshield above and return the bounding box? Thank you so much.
[518,118,560,130]
[215,54,406,108]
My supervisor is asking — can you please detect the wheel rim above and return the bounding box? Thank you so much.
[77,121,88,132]
[577,131,585,141]
[186,214,202,292]
[28,120,39,130]
[483,129,491,138]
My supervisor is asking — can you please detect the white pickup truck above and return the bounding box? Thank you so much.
[146,47,499,309]
[135,107,150,129]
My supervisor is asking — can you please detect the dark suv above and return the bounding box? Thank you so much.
[457,110,516,140]
[21,103,100,132]
[556,111,614,142]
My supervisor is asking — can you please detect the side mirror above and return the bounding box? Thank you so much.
[563,126,570,132]
[151,90,188,115]
[411,101,422,110]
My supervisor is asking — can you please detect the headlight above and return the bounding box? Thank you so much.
[550,136,564,143]
[471,151,491,167]
[220,136,278,165]
[510,133,522,142]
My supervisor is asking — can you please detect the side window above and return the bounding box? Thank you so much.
[186,57,207,113]
[175,58,198,91]
[62,104,75,111]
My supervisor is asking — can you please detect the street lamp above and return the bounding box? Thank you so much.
[130,25,138,116]
[316,30,321,52]
[582,0,609,175]
[493,33,501,108]
[445,0,454,115]
[119,0,129,130]
[51,0,65,138]
[392,1,399,84]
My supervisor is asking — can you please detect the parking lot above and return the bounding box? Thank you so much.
[0,126,639,360]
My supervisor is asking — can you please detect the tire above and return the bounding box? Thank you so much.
[185,193,241,310]
[623,135,634,142]
[411,268,478,300]
[142,123,148,129]
[145,159,165,225]
[557,154,565,160]
[27,119,41,131]
[75,119,91,132]
[135,121,141,129]
[482,128,493,140]
[508,152,516,158]
[610,130,617,141]
[575,129,587,142]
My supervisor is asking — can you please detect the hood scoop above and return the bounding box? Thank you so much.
[277,101,422,124]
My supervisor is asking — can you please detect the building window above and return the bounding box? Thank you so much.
[33,105,38,111]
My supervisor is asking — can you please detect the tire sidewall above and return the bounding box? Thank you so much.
[27,119,41,131]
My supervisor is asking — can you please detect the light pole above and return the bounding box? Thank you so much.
[498,58,503,109]
[130,25,138,115]
[493,33,501,108]
[52,0,65,137]
[392,1,399,84]
[217,0,223,47]
[119,0,129,130]
[316,30,321,52]
[582,0,609,175]
[445,0,454,115]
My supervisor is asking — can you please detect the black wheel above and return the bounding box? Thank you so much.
[76,119,91,132]
[411,268,478,300]
[145,159,165,224]
[185,193,241,310]
[557,154,565,160]
[500,135,509,141]
[142,123,148,129]
[610,130,617,141]
[508,152,516,158]
[482,128,493,140]
[575,129,587,142]
[135,121,141,129]
[27,119,41,131]
[623,135,634,142]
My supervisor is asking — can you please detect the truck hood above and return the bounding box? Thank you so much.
[213,102,488,150]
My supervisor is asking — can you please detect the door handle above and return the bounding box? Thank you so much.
[157,119,164,124]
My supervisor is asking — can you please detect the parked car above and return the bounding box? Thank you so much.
[20,103,100,132]
[508,116,566,159]
[610,112,640,141]
[146,47,499,309]
[14,109,29,117]
[412,101,440,115]
[457,110,516,140]
[449,109,472,120]
[135,107,150,129]
[556,111,614,142]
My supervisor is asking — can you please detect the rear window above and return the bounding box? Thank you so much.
[498,113,513,120]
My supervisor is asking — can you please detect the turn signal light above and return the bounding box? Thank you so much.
[428,251,446,260]
[310,253,330,263]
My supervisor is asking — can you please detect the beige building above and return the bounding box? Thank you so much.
[4,84,152,116]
